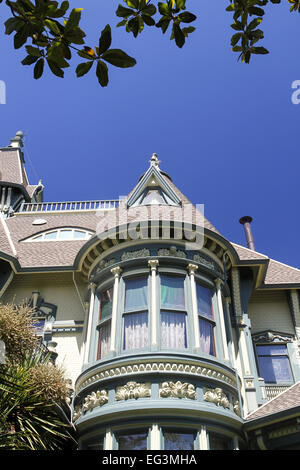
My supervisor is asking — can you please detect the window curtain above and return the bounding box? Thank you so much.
[97,321,111,359]
[199,318,214,355]
[257,345,293,383]
[123,312,148,350]
[196,284,213,319]
[125,278,148,312]
[161,311,187,349]
[99,288,113,321]
[161,276,185,310]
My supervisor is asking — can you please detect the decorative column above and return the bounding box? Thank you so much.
[214,279,229,362]
[187,263,200,350]
[148,260,159,348]
[290,290,300,339]
[149,424,161,450]
[109,266,122,353]
[104,429,113,450]
[199,426,208,450]
[224,296,235,367]
[83,282,96,366]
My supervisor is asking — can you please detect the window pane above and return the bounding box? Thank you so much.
[161,276,185,310]
[86,438,104,450]
[161,311,187,349]
[257,344,287,356]
[142,189,166,205]
[59,229,73,240]
[97,321,111,360]
[196,284,213,319]
[125,278,148,312]
[118,433,147,450]
[210,434,231,450]
[258,355,293,383]
[74,230,87,239]
[164,432,195,450]
[124,312,148,350]
[199,318,215,356]
[99,288,113,321]
[44,231,57,240]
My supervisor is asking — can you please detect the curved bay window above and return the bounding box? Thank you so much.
[123,277,149,351]
[96,287,113,360]
[160,275,187,349]
[196,283,215,356]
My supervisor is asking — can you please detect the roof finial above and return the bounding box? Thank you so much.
[149,153,161,169]
[10,131,24,149]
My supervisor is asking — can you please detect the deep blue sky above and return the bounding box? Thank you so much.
[0,1,299,268]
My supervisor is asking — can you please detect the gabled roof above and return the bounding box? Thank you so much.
[246,381,300,423]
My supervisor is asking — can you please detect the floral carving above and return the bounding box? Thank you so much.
[73,405,82,422]
[193,254,214,270]
[203,387,230,409]
[233,400,241,417]
[121,249,150,261]
[160,381,196,400]
[157,246,187,258]
[115,381,151,401]
[82,389,108,412]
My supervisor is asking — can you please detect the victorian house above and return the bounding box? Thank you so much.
[1,131,300,450]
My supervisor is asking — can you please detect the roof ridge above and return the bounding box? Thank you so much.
[231,242,269,259]
[246,380,300,420]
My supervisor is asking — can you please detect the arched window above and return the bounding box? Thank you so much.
[24,228,93,242]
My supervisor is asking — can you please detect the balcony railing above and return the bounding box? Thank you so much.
[265,384,291,401]
[19,200,119,213]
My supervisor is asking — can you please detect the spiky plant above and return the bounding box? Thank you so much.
[0,303,76,450]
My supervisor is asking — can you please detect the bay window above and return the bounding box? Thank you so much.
[117,431,148,450]
[96,287,113,360]
[123,277,149,351]
[160,275,187,349]
[196,283,215,356]
[163,430,196,450]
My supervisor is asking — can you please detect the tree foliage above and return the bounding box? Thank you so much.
[0,302,75,450]
[0,0,296,86]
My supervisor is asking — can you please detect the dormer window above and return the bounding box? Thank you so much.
[140,188,169,205]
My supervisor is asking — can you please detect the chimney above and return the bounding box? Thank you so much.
[239,216,256,251]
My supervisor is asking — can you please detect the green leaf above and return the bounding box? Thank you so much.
[176,0,186,9]
[250,46,269,54]
[4,17,24,35]
[34,58,44,79]
[25,46,41,58]
[177,12,196,23]
[76,61,93,77]
[116,4,134,17]
[142,4,157,15]
[158,2,171,16]
[47,59,64,78]
[101,49,136,68]
[156,17,171,33]
[21,55,39,65]
[98,24,112,54]
[96,60,109,87]
[44,19,61,35]
[14,24,30,49]
[142,14,155,26]
[248,6,265,16]
[173,22,185,47]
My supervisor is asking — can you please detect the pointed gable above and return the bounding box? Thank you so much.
[127,154,181,208]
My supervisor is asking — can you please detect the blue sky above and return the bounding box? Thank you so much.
[0,1,300,268]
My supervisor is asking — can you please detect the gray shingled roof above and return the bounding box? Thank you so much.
[246,382,300,422]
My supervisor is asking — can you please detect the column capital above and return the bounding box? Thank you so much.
[187,263,198,275]
[111,266,122,278]
[148,259,159,270]
[88,282,96,291]
[214,278,223,289]
[225,296,231,304]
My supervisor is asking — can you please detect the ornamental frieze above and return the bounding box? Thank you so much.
[115,381,151,401]
[203,387,230,409]
[82,389,109,412]
[121,249,150,261]
[157,246,187,258]
[160,381,196,400]
[76,361,237,393]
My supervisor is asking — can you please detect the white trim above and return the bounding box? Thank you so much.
[23,227,93,242]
